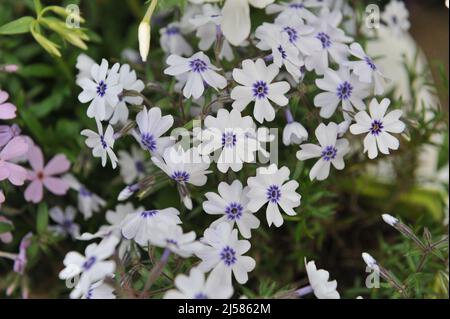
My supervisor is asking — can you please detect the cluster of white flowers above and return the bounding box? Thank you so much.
[59,0,410,299]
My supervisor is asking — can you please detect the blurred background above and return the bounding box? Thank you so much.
[408,0,449,110]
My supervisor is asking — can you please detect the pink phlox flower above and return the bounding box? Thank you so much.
[24,145,71,203]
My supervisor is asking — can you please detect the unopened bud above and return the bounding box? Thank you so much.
[382,213,399,227]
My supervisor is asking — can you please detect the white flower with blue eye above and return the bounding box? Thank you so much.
[151,145,211,187]
[107,64,145,125]
[48,206,80,240]
[314,67,369,119]
[82,281,116,299]
[77,59,123,121]
[255,23,304,82]
[79,203,136,260]
[151,223,204,258]
[246,164,301,227]
[118,146,147,185]
[343,43,389,96]
[164,267,233,299]
[190,4,234,62]
[132,107,174,158]
[81,120,118,169]
[203,180,260,239]
[164,52,227,99]
[58,236,119,299]
[197,109,259,173]
[297,122,350,181]
[63,174,106,220]
[350,98,405,159]
[160,22,194,57]
[265,0,318,23]
[196,222,256,285]
[231,59,290,123]
[274,15,322,58]
[121,207,182,247]
[381,0,410,37]
[304,23,352,75]
[78,203,136,241]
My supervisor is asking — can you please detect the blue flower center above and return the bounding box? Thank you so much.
[86,287,94,299]
[141,133,157,152]
[337,81,353,100]
[141,210,158,218]
[96,80,107,97]
[364,56,377,70]
[189,59,208,73]
[79,187,92,197]
[289,3,304,9]
[171,171,190,183]
[266,185,281,203]
[283,27,298,43]
[220,246,237,266]
[252,80,269,99]
[62,219,73,230]
[225,202,243,221]
[277,45,287,59]
[166,26,180,35]
[166,239,178,247]
[100,135,108,149]
[194,293,208,299]
[370,120,384,136]
[321,146,338,161]
[135,160,145,173]
[316,32,331,49]
[221,131,237,148]
[82,256,97,271]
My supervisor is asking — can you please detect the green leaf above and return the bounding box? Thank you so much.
[39,17,88,50]
[0,16,35,35]
[0,222,14,234]
[19,107,47,145]
[30,25,62,57]
[30,87,67,118]
[34,0,43,14]
[18,63,56,78]
[36,203,49,234]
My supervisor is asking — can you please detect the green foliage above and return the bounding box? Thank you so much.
[0,222,14,234]
[0,0,89,57]
[36,203,49,235]
[0,16,35,35]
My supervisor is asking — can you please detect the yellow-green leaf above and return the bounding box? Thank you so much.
[0,16,35,35]
[30,26,62,57]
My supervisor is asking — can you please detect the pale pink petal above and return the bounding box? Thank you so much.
[0,91,8,104]
[0,137,28,161]
[43,177,70,195]
[27,145,45,171]
[24,179,44,203]
[0,103,17,119]
[4,162,27,186]
[44,154,70,176]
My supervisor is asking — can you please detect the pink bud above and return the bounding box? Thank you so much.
[3,64,19,73]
